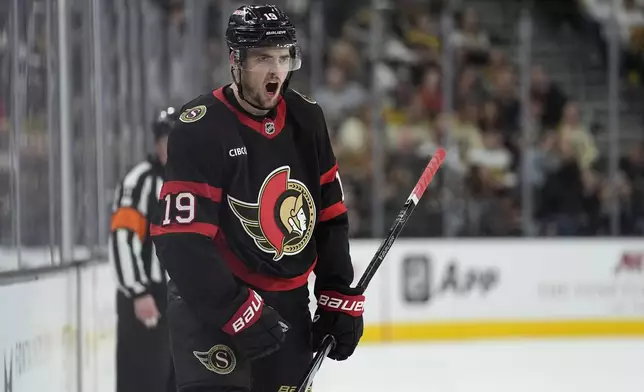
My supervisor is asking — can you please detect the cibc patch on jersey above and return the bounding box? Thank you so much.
[227,166,316,261]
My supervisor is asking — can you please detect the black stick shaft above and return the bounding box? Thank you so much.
[295,149,446,392]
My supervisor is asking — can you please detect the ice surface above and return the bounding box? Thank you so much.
[312,339,644,392]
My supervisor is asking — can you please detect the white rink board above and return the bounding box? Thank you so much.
[0,262,116,392]
[79,263,117,392]
[0,273,77,392]
[3,238,644,391]
[346,239,644,324]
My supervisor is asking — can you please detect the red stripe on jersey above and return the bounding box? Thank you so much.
[150,222,219,238]
[213,232,316,291]
[213,87,286,139]
[320,164,338,185]
[160,181,222,203]
[319,202,347,222]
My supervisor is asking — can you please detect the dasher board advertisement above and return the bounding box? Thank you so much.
[346,239,644,341]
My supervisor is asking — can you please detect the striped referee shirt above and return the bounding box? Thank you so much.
[108,156,166,298]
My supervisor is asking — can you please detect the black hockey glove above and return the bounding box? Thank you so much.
[222,288,290,361]
[311,286,365,361]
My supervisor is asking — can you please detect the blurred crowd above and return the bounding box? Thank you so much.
[308,0,644,237]
[2,0,644,249]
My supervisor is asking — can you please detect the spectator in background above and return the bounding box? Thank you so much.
[539,100,601,234]
[538,134,601,235]
[478,99,502,134]
[386,93,433,150]
[327,39,364,82]
[615,0,644,46]
[464,130,521,237]
[557,101,599,172]
[391,65,418,113]
[314,0,636,238]
[578,0,644,81]
[403,11,441,67]
[430,112,469,176]
[451,100,484,158]
[451,7,491,66]
[619,142,644,233]
[476,189,522,236]
[334,104,372,175]
[620,142,644,193]
[467,129,516,190]
[332,103,373,238]
[314,65,367,134]
[419,66,443,116]
[529,131,561,188]
[599,169,636,234]
[490,66,520,137]
[455,66,486,107]
[482,48,509,92]
[530,65,568,130]
[616,0,644,81]
[322,1,367,39]
[340,7,372,47]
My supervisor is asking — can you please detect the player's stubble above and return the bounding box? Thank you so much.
[240,69,286,111]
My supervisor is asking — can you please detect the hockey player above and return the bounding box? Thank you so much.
[151,4,364,392]
[109,107,178,392]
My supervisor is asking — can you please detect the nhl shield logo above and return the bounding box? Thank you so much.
[264,121,275,135]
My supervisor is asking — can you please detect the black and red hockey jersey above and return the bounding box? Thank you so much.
[150,85,353,328]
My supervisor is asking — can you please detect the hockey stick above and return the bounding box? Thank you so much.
[296,148,446,392]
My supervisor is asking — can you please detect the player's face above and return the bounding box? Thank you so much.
[240,47,291,108]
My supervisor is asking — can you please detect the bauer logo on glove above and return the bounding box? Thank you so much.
[223,289,264,334]
[312,288,365,361]
[317,291,365,316]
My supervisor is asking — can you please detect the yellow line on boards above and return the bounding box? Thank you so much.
[360,320,644,342]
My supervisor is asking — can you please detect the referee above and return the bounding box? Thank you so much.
[108,107,178,392]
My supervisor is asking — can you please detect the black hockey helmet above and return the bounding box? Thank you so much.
[225,4,302,109]
[152,106,179,141]
[226,4,297,48]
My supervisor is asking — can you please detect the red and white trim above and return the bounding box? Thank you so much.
[222,289,264,335]
[317,290,365,317]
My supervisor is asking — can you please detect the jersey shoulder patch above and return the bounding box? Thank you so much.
[178,91,224,124]
[179,105,207,123]
[289,89,317,104]
[171,91,233,156]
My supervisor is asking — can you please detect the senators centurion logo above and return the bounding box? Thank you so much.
[228,166,316,261]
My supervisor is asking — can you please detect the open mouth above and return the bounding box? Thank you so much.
[265,81,279,96]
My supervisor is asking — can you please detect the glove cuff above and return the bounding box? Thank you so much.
[317,290,365,317]
[222,288,264,335]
